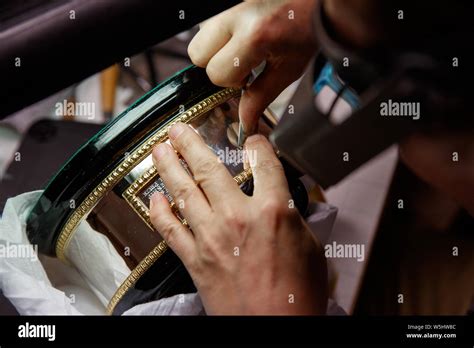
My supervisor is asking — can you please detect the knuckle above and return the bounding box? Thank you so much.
[261,195,290,217]
[223,209,246,232]
[188,43,207,67]
[198,237,221,265]
[193,157,222,180]
[173,183,197,202]
[206,62,245,88]
[158,220,180,246]
[206,64,227,87]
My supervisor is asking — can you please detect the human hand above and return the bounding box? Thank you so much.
[188,0,318,137]
[150,122,328,314]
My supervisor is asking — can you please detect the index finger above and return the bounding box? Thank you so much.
[187,2,242,68]
[168,122,243,205]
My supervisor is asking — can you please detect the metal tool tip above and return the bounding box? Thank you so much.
[237,122,246,148]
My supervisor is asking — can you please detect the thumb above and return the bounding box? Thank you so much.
[239,63,298,135]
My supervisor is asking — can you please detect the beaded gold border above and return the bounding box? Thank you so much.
[123,166,159,230]
[105,240,169,315]
[55,87,240,262]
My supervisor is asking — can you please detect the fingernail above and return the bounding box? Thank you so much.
[168,122,187,140]
[245,134,264,145]
[149,195,155,210]
[150,192,163,210]
[153,143,169,161]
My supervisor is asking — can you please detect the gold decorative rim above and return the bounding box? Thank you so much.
[106,167,253,314]
[106,240,168,314]
[55,87,240,261]
[123,165,159,230]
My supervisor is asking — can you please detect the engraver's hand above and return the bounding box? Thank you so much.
[188,0,318,136]
[149,122,328,314]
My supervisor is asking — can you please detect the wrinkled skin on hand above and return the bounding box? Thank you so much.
[150,123,328,315]
[188,0,318,136]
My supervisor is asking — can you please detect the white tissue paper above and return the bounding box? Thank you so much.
[0,191,344,315]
